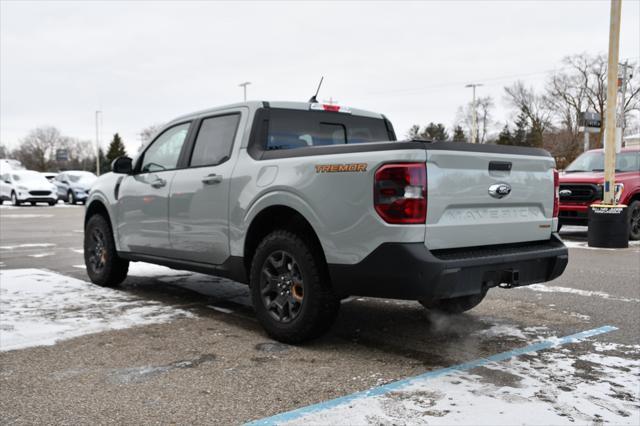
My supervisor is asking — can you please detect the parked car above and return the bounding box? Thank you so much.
[55,171,97,204]
[42,172,59,182]
[0,159,25,172]
[0,170,57,206]
[84,100,567,343]
[559,148,640,240]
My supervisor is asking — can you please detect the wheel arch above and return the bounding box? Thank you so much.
[85,199,120,250]
[243,205,328,282]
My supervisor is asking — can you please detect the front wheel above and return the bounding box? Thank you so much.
[11,192,20,206]
[68,191,75,204]
[84,214,129,287]
[250,230,339,343]
[419,290,487,314]
[629,200,640,241]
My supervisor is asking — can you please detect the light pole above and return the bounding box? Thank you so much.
[238,82,251,102]
[465,83,483,144]
[95,110,102,176]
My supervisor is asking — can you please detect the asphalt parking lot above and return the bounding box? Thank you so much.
[1,204,639,425]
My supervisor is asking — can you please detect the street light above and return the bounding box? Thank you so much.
[465,83,483,144]
[238,82,251,102]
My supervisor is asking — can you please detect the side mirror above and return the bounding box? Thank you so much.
[112,156,133,174]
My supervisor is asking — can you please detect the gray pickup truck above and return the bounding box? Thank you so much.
[84,101,568,342]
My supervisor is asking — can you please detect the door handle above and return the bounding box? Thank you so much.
[202,174,223,185]
[150,177,166,188]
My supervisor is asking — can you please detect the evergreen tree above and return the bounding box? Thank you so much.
[526,122,544,148]
[423,122,449,141]
[496,124,513,145]
[512,112,528,146]
[406,125,422,140]
[106,133,127,165]
[452,126,466,142]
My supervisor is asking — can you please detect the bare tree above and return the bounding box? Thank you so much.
[13,126,66,171]
[504,81,553,132]
[139,124,164,151]
[455,96,494,143]
[551,53,640,147]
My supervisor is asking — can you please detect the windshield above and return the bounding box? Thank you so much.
[68,172,97,185]
[565,151,640,173]
[12,171,51,185]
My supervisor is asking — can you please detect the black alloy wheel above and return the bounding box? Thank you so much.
[259,250,305,323]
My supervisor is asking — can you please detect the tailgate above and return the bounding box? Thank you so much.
[425,147,556,250]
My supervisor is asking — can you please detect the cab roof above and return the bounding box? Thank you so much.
[168,101,385,125]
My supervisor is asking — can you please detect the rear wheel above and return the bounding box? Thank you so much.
[419,290,487,314]
[250,230,339,343]
[11,192,20,206]
[84,214,129,287]
[629,200,640,241]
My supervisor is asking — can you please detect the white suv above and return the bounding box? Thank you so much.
[0,170,58,206]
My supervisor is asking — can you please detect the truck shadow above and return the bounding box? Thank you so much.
[111,270,535,368]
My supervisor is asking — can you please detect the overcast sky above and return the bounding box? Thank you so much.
[1,0,639,154]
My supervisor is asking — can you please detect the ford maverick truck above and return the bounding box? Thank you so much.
[84,101,568,342]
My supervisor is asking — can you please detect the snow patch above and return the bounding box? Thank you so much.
[0,214,54,219]
[27,252,54,258]
[563,239,640,249]
[281,346,640,425]
[474,323,527,340]
[0,269,194,351]
[127,262,192,277]
[0,243,56,250]
[522,284,640,303]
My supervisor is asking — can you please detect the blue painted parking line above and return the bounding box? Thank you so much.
[245,325,618,426]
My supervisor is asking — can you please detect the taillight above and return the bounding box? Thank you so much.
[553,168,559,218]
[374,163,426,224]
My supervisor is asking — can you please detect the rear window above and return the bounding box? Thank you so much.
[266,109,392,150]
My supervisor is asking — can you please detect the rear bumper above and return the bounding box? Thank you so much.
[328,234,568,301]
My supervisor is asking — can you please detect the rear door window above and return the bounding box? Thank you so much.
[266,109,391,150]
[189,114,240,167]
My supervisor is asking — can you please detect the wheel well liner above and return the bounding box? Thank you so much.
[243,205,327,278]
[85,200,111,228]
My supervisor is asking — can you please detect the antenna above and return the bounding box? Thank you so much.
[308,76,324,103]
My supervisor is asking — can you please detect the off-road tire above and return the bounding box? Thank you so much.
[629,200,640,241]
[84,214,129,287]
[419,290,487,314]
[250,230,340,343]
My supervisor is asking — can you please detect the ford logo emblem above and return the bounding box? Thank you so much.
[488,183,511,199]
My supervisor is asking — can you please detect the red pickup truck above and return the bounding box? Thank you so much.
[558,147,640,240]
